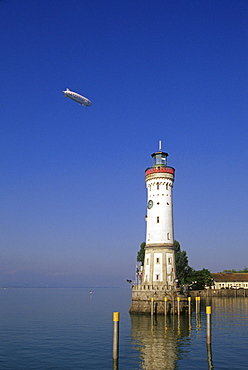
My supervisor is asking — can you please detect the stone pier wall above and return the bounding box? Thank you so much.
[190,289,247,298]
[130,285,188,314]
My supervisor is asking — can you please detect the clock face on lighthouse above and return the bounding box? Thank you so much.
[147,200,153,209]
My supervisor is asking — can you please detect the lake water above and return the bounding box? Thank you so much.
[0,288,247,369]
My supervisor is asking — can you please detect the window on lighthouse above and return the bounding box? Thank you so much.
[157,216,159,223]
[157,182,159,190]
[167,232,170,240]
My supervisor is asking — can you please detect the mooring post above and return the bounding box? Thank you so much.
[196,296,200,314]
[112,312,120,361]
[206,306,212,344]
[151,297,154,316]
[164,297,168,316]
[188,296,191,316]
[177,297,180,315]
[172,294,175,315]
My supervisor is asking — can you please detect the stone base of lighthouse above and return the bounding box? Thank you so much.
[130,285,188,314]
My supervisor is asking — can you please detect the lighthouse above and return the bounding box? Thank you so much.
[130,142,180,314]
[143,141,176,288]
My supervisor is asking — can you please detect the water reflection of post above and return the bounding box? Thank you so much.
[196,312,201,330]
[177,314,181,335]
[164,314,167,331]
[188,296,192,331]
[206,343,214,370]
[172,291,175,315]
[112,359,118,370]
[151,314,155,335]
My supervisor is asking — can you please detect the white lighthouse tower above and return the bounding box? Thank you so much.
[130,142,178,314]
[143,141,176,289]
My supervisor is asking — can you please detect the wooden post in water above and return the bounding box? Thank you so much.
[112,312,120,361]
[177,297,180,315]
[188,296,191,316]
[172,294,175,315]
[164,297,168,316]
[151,297,154,316]
[206,306,212,344]
[196,296,200,314]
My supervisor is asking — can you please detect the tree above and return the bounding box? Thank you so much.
[137,242,146,265]
[222,267,248,273]
[174,240,191,285]
[185,268,213,290]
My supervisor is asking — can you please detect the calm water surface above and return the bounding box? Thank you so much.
[0,288,247,369]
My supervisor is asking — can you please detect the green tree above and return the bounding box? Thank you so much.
[222,267,248,273]
[185,268,213,290]
[239,267,248,273]
[223,269,237,273]
[174,240,191,285]
[137,242,146,265]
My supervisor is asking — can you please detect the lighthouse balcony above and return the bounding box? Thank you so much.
[132,283,173,291]
[145,166,175,176]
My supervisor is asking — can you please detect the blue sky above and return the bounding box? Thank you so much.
[1,0,248,287]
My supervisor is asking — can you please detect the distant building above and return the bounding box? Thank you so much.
[211,273,248,289]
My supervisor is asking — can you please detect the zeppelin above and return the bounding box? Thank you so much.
[63,88,92,106]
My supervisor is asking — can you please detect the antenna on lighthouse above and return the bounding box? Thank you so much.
[159,140,162,152]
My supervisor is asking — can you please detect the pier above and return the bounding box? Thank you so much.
[130,284,188,314]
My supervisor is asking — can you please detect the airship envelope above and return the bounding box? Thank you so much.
[63,88,92,106]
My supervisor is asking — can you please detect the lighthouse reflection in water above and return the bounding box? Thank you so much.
[130,314,191,370]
